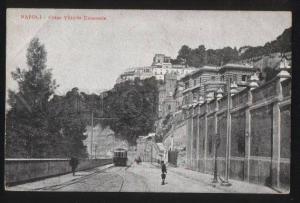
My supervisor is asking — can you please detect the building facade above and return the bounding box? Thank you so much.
[162,60,291,191]
[181,64,258,109]
[116,54,196,84]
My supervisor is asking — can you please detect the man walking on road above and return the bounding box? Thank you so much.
[161,161,167,185]
[69,157,79,176]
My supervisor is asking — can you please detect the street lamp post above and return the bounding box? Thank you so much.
[212,133,220,183]
[221,78,232,186]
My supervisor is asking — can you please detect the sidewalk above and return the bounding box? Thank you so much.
[150,162,278,194]
[6,164,113,191]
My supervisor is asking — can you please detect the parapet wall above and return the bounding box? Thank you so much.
[5,158,112,186]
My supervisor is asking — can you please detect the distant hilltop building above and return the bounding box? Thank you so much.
[116,54,196,84]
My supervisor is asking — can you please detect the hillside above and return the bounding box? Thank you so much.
[173,27,291,68]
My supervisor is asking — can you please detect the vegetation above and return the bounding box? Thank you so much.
[100,77,159,145]
[6,38,88,158]
[240,27,291,59]
[173,27,291,67]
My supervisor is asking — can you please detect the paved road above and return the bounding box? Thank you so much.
[7,162,278,193]
[33,165,148,192]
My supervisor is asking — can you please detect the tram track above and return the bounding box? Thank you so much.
[32,164,114,191]
[35,164,131,192]
[105,165,130,192]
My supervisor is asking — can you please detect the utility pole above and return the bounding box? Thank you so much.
[90,111,94,159]
[222,78,232,186]
[94,144,98,159]
[151,143,153,163]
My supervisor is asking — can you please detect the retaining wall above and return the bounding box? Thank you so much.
[184,77,291,191]
[5,158,112,186]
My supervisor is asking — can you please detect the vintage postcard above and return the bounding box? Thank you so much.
[5,9,291,193]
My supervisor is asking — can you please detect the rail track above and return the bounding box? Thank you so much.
[33,164,131,192]
[33,165,114,191]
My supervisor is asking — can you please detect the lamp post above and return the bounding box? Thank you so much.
[221,78,232,186]
[212,133,220,183]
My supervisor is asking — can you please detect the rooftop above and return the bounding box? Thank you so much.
[221,63,253,69]
[181,66,218,80]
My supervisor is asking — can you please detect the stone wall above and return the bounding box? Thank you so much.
[163,120,187,167]
[5,158,112,186]
[136,138,165,163]
[184,77,291,191]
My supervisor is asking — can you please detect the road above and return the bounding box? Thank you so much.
[41,166,149,192]
[7,162,277,193]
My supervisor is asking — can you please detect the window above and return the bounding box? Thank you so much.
[194,79,197,86]
[211,76,216,81]
[242,75,247,81]
[193,94,198,101]
[233,74,237,82]
[168,105,171,110]
[185,82,189,89]
[221,75,225,81]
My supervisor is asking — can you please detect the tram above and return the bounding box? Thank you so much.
[113,148,128,166]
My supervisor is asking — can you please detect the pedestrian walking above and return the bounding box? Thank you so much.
[161,160,167,185]
[69,157,79,176]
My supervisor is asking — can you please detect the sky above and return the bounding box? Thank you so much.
[6,9,291,96]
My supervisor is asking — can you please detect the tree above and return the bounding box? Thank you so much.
[6,38,88,158]
[262,66,279,82]
[100,77,159,145]
[6,38,58,157]
[177,45,192,63]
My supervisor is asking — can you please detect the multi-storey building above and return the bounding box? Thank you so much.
[116,68,136,84]
[116,54,196,84]
[158,73,178,118]
[173,81,184,113]
[181,63,258,107]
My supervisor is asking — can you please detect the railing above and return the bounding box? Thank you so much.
[199,103,207,115]
[218,95,228,110]
[232,88,248,108]
[207,100,216,113]
[252,78,277,104]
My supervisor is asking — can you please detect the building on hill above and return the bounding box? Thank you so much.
[116,68,136,84]
[173,81,184,113]
[180,63,258,108]
[158,73,178,119]
[116,54,196,84]
[152,53,172,67]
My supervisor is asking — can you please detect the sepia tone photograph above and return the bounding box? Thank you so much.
[5,9,291,193]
